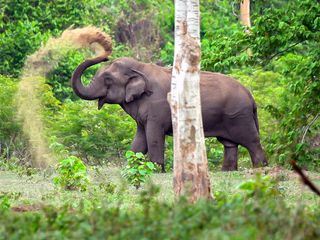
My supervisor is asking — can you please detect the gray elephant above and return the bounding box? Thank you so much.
[71,56,268,172]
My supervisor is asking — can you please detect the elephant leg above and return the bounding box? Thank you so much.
[146,121,165,172]
[131,125,148,154]
[245,140,268,168]
[217,137,238,171]
[222,115,267,169]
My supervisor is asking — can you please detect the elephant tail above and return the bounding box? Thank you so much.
[253,100,260,134]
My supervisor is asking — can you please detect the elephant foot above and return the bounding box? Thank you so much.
[252,155,268,168]
[155,163,166,173]
[252,160,268,168]
[221,146,238,171]
[221,165,238,171]
[161,164,166,173]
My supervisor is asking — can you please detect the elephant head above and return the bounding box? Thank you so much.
[71,57,153,109]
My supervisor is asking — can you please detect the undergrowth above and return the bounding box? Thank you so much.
[0,175,319,240]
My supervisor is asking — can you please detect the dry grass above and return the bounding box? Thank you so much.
[0,167,319,209]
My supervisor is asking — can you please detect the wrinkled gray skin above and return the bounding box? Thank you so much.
[71,57,268,172]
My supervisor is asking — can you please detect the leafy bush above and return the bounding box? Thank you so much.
[238,174,280,199]
[53,156,89,191]
[46,101,135,164]
[0,194,10,213]
[122,151,156,189]
[0,0,88,77]
[0,76,20,154]
[0,75,27,160]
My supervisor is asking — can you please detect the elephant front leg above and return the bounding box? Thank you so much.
[131,125,148,154]
[146,121,165,172]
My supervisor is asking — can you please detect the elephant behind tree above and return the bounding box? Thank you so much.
[70,28,268,172]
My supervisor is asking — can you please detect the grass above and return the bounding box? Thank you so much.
[0,166,319,209]
[0,165,319,239]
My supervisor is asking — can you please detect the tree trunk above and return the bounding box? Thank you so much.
[240,0,251,28]
[169,0,212,203]
[240,0,252,55]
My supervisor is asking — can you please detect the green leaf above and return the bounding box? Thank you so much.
[125,151,135,159]
[146,162,155,170]
[135,152,144,159]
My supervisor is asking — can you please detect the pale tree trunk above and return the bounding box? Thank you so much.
[168,0,212,203]
[240,0,252,55]
[240,0,251,28]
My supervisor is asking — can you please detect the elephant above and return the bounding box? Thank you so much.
[71,56,268,172]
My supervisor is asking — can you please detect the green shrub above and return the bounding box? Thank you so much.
[238,174,280,199]
[46,101,135,164]
[0,0,87,77]
[0,194,10,213]
[53,156,89,191]
[0,75,27,160]
[122,151,156,189]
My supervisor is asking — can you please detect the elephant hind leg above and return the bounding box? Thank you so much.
[217,137,238,171]
[245,140,268,168]
[222,115,267,169]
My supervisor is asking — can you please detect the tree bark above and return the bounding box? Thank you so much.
[169,0,212,203]
[240,0,251,28]
[240,0,252,56]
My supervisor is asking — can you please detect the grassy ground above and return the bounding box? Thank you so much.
[0,166,319,210]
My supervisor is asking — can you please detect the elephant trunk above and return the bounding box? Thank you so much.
[71,55,108,100]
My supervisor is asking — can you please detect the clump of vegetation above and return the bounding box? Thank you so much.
[0,194,11,213]
[122,151,156,189]
[238,174,280,198]
[53,156,89,191]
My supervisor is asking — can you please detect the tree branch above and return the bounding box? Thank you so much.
[290,160,320,196]
[268,40,305,61]
[301,112,320,143]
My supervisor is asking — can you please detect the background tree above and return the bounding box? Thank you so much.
[169,0,211,202]
[240,0,251,28]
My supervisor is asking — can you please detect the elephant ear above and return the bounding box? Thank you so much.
[125,69,153,103]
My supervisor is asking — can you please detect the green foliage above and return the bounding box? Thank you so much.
[53,156,89,191]
[46,49,98,102]
[238,174,280,198]
[0,0,88,77]
[0,75,27,160]
[122,151,155,189]
[46,100,135,164]
[200,0,320,170]
[267,53,320,169]
[0,175,319,239]
[205,138,224,167]
[0,76,19,147]
[0,194,10,213]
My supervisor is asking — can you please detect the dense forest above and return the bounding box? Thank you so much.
[0,0,319,239]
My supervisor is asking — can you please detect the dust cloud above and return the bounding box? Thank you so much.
[16,27,112,168]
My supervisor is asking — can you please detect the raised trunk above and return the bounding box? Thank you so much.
[71,55,108,100]
[169,0,212,203]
